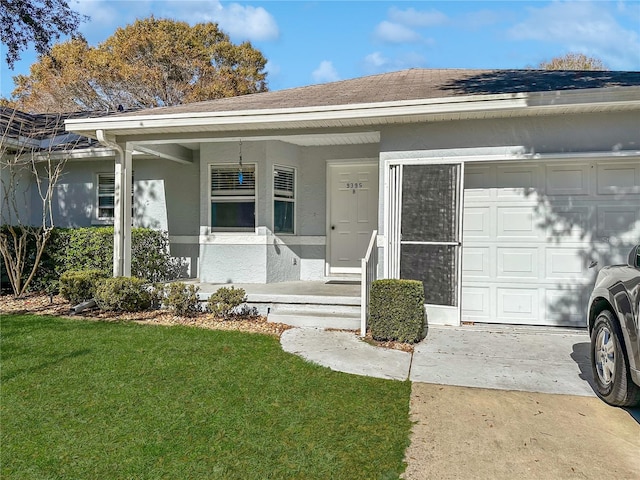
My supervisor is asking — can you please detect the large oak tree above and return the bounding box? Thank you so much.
[0,0,87,68]
[11,17,268,112]
[538,52,608,71]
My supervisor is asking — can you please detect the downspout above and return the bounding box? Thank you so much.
[96,130,125,277]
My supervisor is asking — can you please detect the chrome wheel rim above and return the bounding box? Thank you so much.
[595,326,616,386]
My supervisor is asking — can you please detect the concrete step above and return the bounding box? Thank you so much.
[267,302,360,317]
[267,312,360,330]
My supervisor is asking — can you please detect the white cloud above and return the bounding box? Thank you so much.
[374,21,422,43]
[388,7,447,27]
[74,0,122,24]
[215,3,279,41]
[364,52,389,69]
[508,1,640,69]
[159,1,279,42]
[312,61,340,83]
[363,51,427,74]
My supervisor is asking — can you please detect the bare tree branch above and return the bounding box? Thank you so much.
[1,107,82,297]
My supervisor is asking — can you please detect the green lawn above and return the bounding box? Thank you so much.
[1,314,412,479]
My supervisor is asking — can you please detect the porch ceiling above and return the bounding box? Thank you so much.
[138,131,381,156]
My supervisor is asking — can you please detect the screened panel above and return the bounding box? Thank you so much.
[400,244,458,306]
[211,165,255,195]
[401,164,459,242]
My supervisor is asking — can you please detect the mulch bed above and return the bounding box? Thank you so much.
[1,293,414,352]
[0,293,290,337]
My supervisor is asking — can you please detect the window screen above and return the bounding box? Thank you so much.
[274,166,295,234]
[210,164,256,230]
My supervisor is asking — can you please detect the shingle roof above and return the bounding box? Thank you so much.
[117,68,640,117]
[1,108,132,151]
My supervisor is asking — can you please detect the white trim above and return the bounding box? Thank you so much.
[65,86,640,136]
[198,233,325,246]
[384,149,640,166]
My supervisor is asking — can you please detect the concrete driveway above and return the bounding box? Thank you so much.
[410,325,595,396]
[402,383,640,480]
[403,325,640,479]
[282,324,598,396]
[281,324,640,479]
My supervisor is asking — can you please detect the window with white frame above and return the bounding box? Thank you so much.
[210,164,256,230]
[273,165,295,234]
[96,173,134,222]
[97,173,116,220]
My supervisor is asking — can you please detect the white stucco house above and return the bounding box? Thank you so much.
[5,69,640,328]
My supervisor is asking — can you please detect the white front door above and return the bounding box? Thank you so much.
[328,163,379,274]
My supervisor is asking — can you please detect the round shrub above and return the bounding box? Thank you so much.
[207,286,247,319]
[59,269,107,305]
[165,282,200,316]
[94,277,152,312]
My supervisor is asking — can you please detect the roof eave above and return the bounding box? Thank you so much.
[65,86,640,139]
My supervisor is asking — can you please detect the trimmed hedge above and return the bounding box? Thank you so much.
[368,279,426,343]
[1,226,185,293]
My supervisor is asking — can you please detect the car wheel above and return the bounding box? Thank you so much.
[590,310,640,407]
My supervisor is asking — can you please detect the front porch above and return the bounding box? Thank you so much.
[192,280,362,330]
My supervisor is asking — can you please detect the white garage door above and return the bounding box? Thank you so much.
[462,159,640,327]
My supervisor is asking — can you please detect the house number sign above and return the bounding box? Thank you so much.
[346,182,364,193]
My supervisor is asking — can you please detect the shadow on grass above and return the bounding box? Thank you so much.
[1,349,92,383]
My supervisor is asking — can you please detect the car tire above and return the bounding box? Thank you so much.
[590,310,640,407]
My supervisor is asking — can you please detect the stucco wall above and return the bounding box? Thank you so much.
[21,154,202,277]
[1,157,34,225]
[379,111,639,158]
[376,110,640,238]
[197,140,380,283]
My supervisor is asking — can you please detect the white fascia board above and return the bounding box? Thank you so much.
[64,94,528,134]
[64,86,640,136]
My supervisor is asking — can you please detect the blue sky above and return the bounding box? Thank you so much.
[1,0,639,98]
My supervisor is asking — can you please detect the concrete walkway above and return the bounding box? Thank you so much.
[280,324,596,396]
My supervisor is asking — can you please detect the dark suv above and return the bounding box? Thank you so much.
[587,244,640,407]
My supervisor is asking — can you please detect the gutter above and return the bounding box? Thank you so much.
[65,86,640,137]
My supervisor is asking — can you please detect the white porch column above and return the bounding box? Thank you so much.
[113,157,124,276]
[96,130,131,277]
[113,144,133,277]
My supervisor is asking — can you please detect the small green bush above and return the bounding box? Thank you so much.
[3,226,187,293]
[368,279,426,343]
[59,269,107,305]
[94,277,152,312]
[207,286,247,319]
[165,282,200,316]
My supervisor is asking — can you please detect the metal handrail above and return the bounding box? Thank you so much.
[360,229,378,337]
